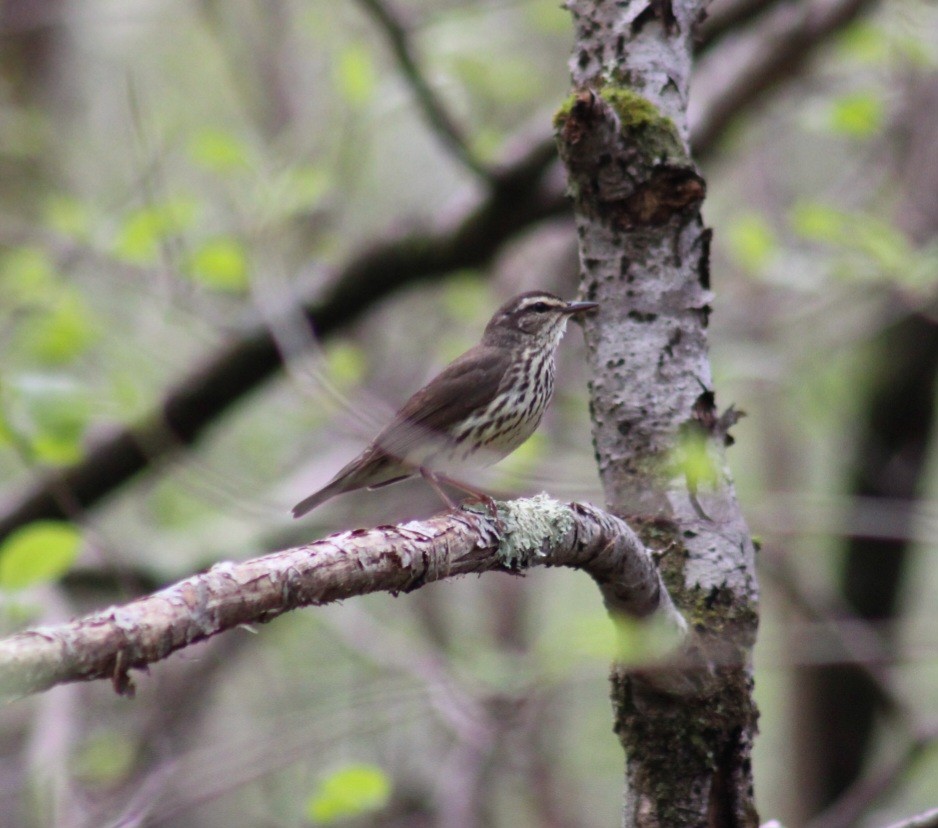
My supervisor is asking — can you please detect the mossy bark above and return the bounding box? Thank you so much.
[557,2,760,825]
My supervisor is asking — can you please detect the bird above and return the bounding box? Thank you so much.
[292,290,598,518]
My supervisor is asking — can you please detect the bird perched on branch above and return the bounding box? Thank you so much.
[292,290,597,517]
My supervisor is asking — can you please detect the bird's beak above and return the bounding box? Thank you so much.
[562,300,599,315]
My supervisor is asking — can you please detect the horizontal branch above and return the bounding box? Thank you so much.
[0,496,688,700]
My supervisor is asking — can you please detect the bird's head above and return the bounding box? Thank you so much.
[482,291,598,348]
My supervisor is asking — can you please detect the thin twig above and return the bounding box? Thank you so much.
[805,727,938,828]
[883,806,938,828]
[317,603,492,747]
[760,551,916,729]
[356,0,492,181]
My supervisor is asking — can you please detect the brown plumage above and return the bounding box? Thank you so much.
[292,291,597,517]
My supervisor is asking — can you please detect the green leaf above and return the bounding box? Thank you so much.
[827,93,883,137]
[790,203,914,282]
[836,22,890,64]
[525,1,570,33]
[470,126,504,164]
[0,521,80,590]
[43,195,92,240]
[449,55,538,105]
[73,730,136,785]
[1,250,99,366]
[894,33,934,68]
[0,411,15,448]
[18,293,100,366]
[260,165,333,222]
[9,373,91,465]
[306,764,391,824]
[30,431,84,465]
[0,247,56,301]
[608,613,683,665]
[326,342,366,387]
[853,215,911,274]
[725,214,776,272]
[536,609,682,673]
[187,238,248,292]
[113,199,198,264]
[281,166,331,212]
[550,610,617,662]
[442,273,489,324]
[188,128,251,173]
[675,431,719,491]
[336,43,376,106]
[790,202,848,243]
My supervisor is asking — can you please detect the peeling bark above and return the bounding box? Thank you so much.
[0,497,686,700]
[557,1,760,825]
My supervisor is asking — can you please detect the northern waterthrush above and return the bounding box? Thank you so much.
[292,291,597,517]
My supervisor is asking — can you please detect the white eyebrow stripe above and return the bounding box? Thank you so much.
[517,298,563,312]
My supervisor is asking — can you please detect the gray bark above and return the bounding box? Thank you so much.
[0,497,686,700]
[557,1,760,825]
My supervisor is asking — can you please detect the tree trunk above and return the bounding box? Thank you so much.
[556,2,760,824]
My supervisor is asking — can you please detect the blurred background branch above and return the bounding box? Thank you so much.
[692,0,880,153]
[356,0,493,181]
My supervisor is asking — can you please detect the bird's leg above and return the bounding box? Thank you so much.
[419,467,459,509]
[443,478,499,519]
[420,468,500,523]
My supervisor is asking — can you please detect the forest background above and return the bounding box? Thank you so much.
[1,0,937,826]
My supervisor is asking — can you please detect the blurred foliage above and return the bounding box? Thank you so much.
[789,202,938,290]
[187,128,253,173]
[2,373,93,465]
[1,248,101,369]
[0,521,80,591]
[306,763,392,824]
[335,43,378,108]
[325,341,368,388]
[113,199,200,265]
[535,604,684,675]
[186,238,249,292]
[0,1,936,827]
[725,214,777,274]
[825,92,884,137]
[72,729,137,787]
[672,429,721,493]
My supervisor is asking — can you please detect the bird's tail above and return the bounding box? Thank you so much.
[291,453,409,518]
[291,482,347,518]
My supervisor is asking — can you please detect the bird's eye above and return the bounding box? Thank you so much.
[530,302,549,313]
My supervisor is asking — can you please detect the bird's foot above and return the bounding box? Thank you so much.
[419,468,504,532]
[459,493,504,533]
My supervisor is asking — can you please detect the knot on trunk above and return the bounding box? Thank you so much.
[555,86,705,228]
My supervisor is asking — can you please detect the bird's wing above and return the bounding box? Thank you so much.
[374,345,509,461]
[292,346,510,517]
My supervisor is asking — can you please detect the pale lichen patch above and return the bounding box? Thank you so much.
[497,494,574,568]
